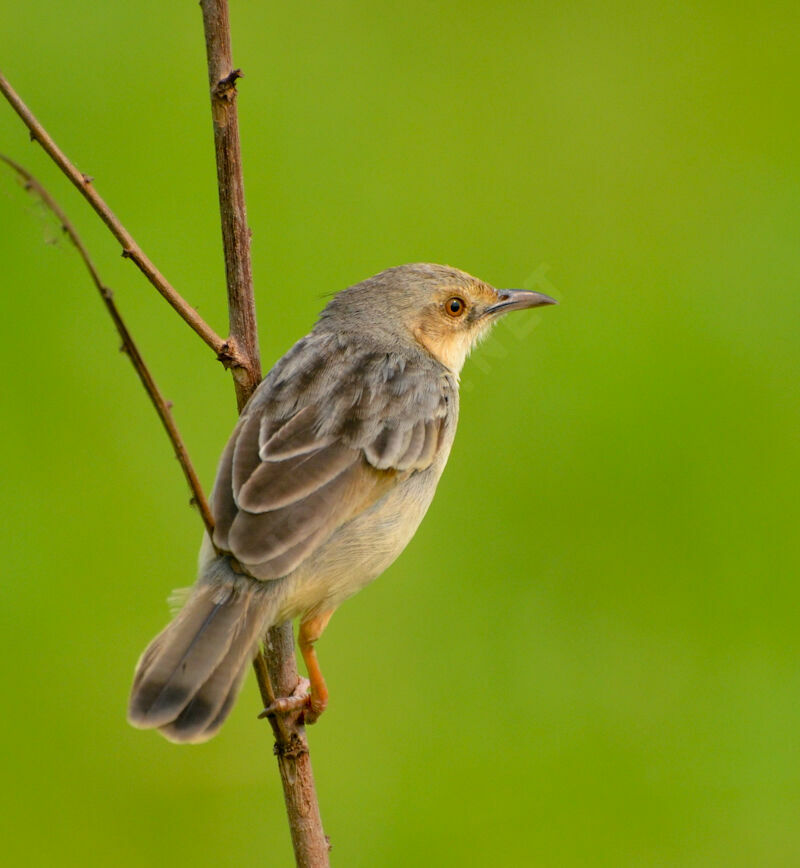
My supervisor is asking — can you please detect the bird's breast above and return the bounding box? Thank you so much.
[275,440,454,622]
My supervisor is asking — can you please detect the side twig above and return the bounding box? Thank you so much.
[0,71,242,369]
[199,3,330,866]
[0,154,216,538]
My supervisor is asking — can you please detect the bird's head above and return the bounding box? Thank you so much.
[319,263,557,373]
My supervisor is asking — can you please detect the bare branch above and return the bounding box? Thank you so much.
[199,3,330,865]
[0,154,216,540]
[0,71,243,369]
[199,3,261,407]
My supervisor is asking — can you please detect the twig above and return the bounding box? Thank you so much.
[0,154,216,539]
[199,3,330,866]
[0,71,243,370]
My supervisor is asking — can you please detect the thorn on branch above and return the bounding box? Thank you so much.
[81,173,94,185]
[214,68,243,101]
[121,248,133,259]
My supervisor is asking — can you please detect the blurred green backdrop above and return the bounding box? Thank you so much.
[1,1,799,865]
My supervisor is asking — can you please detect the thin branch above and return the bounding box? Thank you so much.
[0,154,216,539]
[199,3,261,408]
[0,71,243,369]
[199,3,330,866]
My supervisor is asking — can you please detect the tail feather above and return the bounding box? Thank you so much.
[129,587,241,728]
[158,592,267,743]
[128,569,274,742]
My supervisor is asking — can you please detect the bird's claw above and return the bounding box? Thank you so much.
[259,677,312,719]
[258,676,327,724]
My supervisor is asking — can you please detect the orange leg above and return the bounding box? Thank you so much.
[258,609,335,725]
[299,610,335,724]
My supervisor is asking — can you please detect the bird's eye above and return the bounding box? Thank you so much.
[445,296,466,317]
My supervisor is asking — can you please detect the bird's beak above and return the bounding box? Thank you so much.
[485,289,558,316]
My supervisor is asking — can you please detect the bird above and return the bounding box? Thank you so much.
[128,263,556,743]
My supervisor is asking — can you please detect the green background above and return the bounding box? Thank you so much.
[1,2,798,865]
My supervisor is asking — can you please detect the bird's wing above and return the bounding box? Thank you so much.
[210,338,454,580]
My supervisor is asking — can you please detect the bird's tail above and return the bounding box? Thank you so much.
[128,558,277,744]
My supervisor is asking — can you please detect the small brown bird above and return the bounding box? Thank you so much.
[128,263,556,742]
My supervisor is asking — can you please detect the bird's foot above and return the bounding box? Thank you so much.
[303,689,327,725]
[258,677,327,725]
[258,676,311,718]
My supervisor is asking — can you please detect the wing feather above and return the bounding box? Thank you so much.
[227,460,361,563]
[238,441,355,513]
[261,405,333,460]
[231,411,262,493]
[416,418,442,470]
[209,430,238,550]
[396,419,426,470]
[365,425,409,469]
